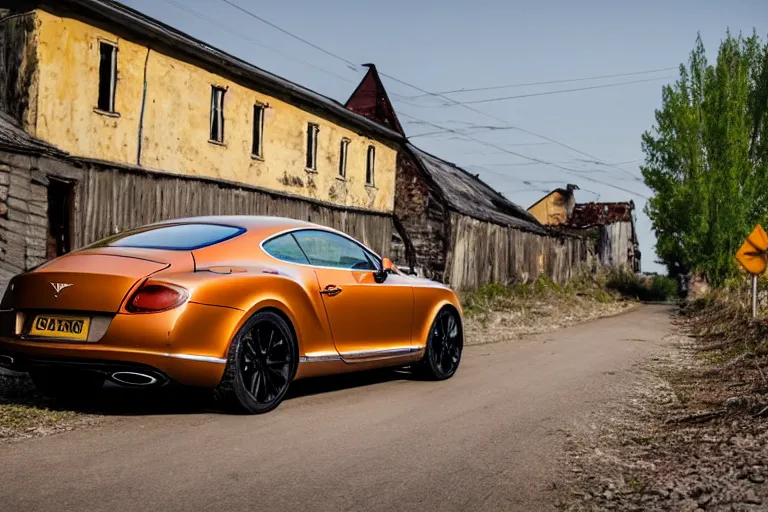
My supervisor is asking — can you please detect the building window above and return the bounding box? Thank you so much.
[97,41,117,113]
[252,104,264,158]
[306,123,319,171]
[366,145,376,186]
[338,138,350,178]
[210,86,226,143]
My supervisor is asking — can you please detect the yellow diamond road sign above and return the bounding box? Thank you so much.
[736,224,768,275]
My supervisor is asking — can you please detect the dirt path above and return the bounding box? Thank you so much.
[0,305,673,512]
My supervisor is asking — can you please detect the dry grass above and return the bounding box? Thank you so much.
[0,372,99,442]
[460,273,639,346]
[560,280,768,511]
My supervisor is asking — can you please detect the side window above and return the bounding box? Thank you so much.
[97,41,117,113]
[262,234,309,264]
[293,230,377,270]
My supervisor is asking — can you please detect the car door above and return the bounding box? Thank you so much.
[292,229,414,361]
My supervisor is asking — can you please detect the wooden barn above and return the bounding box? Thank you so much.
[345,65,592,289]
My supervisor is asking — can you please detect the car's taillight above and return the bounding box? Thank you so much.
[126,283,188,313]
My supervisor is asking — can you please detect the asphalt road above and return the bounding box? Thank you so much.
[0,305,672,512]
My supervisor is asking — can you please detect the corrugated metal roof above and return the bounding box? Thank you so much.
[43,0,404,144]
[0,111,66,156]
[569,201,634,228]
[407,144,548,234]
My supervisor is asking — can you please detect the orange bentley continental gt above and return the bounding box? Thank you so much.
[0,216,463,414]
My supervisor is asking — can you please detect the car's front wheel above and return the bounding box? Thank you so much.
[214,310,297,414]
[419,307,463,380]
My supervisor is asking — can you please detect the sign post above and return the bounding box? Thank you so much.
[754,274,759,319]
[735,224,768,319]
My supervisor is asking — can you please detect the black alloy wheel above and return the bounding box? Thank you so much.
[420,307,463,380]
[215,311,297,414]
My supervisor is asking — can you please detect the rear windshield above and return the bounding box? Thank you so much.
[92,224,245,251]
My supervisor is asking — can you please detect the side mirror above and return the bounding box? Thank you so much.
[381,258,395,272]
[374,258,396,283]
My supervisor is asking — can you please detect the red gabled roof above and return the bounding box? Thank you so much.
[344,64,405,136]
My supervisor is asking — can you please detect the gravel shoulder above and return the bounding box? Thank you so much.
[559,312,768,511]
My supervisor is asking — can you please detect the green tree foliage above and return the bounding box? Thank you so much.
[642,31,768,285]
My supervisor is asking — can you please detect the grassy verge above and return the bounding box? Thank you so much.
[459,271,642,345]
[0,372,94,442]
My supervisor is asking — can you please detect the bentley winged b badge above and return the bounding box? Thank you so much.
[50,282,73,298]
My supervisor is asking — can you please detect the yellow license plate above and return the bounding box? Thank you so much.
[29,315,90,340]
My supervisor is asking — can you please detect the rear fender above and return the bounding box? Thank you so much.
[156,269,334,359]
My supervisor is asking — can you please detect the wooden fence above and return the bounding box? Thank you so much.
[444,213,592,290]
[72,163,393,256]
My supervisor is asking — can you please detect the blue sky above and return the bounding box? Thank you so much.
[121,0,767,273]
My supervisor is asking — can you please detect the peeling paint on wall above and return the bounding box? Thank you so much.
[29,9,397,213]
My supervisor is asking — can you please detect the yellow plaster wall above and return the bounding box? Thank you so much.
[32,10,396,213]
[528,191,569,226]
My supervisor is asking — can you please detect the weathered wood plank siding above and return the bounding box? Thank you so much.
[597,221,637,271]
[73,164,393,255]
[0,154,393,295]
[390,152,448,280]
[444,213,591,290]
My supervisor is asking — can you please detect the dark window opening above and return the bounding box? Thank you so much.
[97,41,117,112]
[47,179,74,260]
[252,105,264,157]
[210,87,226,143]
[366,145,376,186]
[89,224,245,251]
[306,123,319,170]
[338,138,349,178]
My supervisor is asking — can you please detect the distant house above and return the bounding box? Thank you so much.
[528,188,641,273]
[527,184,579,226]
[345,65,592,289]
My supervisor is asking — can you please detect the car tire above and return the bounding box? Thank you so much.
[29,368,105,400]
[214,310,297,414]
[418,307,463,380]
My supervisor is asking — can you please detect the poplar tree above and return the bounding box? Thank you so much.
[642,31,768,285]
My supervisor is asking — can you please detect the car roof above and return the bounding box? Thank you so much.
[149,215,356,243]
[153,215,315,231]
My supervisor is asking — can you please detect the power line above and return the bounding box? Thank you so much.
[409,66,677,97]
[167,0,646,186]
[399,112,649,199]
[218,0,359,71]
[380,71,645,182]
[160,0,356,84]
[428,76,673,106]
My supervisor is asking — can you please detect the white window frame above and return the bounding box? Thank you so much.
[252,104,265,158]
[306,123,319,171]
[97,40,118,113]
[338,138,350,179]
[210,86,226,144]
[366,145,376,186]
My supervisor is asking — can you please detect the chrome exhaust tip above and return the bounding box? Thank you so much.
[0,355,14,367]
[110,371,158,387]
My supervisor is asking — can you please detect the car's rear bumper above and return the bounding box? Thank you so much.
[0,302,244,387]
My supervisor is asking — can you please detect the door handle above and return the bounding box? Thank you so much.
[320,285,343,297]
